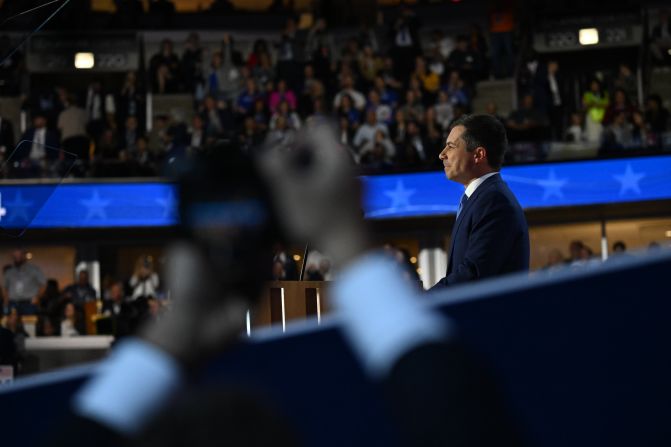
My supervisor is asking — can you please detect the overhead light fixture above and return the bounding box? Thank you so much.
[579,28,599,46]
[74,52,95,69]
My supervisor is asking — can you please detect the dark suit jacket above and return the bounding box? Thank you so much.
[17,128,61,160]
[433,174,529,288]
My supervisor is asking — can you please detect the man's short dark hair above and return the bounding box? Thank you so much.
[451,114,508,170]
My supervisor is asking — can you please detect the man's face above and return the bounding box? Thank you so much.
[11,250,24,264]
[439,125,476,185]
[79,271,89,285]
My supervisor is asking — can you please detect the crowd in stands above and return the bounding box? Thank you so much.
[0,250,165,374]
[0,5,670,179]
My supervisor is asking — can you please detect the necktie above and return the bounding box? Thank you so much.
[456,194,468,219]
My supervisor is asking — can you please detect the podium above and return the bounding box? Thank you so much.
[252,281,330,329]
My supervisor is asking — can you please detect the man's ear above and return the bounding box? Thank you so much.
[474,146,488,164]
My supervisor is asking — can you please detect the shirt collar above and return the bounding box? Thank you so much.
[464,171,499,198]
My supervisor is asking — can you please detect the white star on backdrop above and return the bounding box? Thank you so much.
[4,190,34,223]
[538,169,568,200]
[155,189,177,219]
[613,164,645,195]
[384,180,416,209]
[80,190,111,220]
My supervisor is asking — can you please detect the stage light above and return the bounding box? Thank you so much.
[293,254,301,261]
[579,28,599,45]
[410,256,417,264]
[74,52,95,69]
[26,252,33,260]
[665,230,671,238]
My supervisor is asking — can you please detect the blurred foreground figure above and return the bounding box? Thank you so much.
[60,126,521,447]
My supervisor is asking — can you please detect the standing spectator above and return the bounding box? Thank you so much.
[115,71,145,132]
[0,35,24,96]
[446,35,482,87]
[119,116,143,157]
[2,249,46,316]
[181,32,204,94]
[187,115,205,153]
[582,79,609,143]
[62,270,97,307]
[246,39,271,71]
[276,18,302,90]
[205,50,242,103]
[644,94,669,141]
[17,112,61,177]
[469,23,489,80]
[389,7,421,84]
[149,39,181,93]
[612,64,638,105]
[542,60,568,141]
[221,33,244,67]
[488,0,515,78]
[85,81,115,141]
[38,279,62,319]
[0,109,15,160]
[306,18,334,62]
[2,308,27,373]
[129,256,160,301]
[650,10,671,66]
[252,52,275,88]
[58,93,90,164]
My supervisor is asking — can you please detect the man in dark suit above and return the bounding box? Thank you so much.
[14,113,62,177]
[432,114,529,289]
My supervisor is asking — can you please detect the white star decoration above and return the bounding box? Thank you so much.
[538,169,568,201]
[613,164,645,195]
[4,190,34,223]
[80,190,111,220]
[384,180,416,209]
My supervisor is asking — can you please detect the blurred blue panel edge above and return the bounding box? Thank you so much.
[1,250,670,447]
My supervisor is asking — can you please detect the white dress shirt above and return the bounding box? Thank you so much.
[464,171,499,198]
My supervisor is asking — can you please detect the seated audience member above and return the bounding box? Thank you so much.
[630,110,650,148]
[644,94,669,145]
[397,120,430,167]
[353,108,389,152]
[60,301,85,337]
[543,249,565,271]
[268,79,297,113]
[399,90,425,123]
[506,94,548,142]
[333,74,366,111]
[236,78,261,116]
[565,112,585,143]
[63,270,97,306]
[129,256,160,301]
[601,111,633,153]
[484,101,506,125]
[434,91,454,131]
[442,70,470,109]
[359,129,396,168]
[269,100,301,131]
[603,88,636,126]
[336,94,362,129]
[612,64,638,102]
[367,90,393,125]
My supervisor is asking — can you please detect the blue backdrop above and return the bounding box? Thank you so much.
[0,155,669,230]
